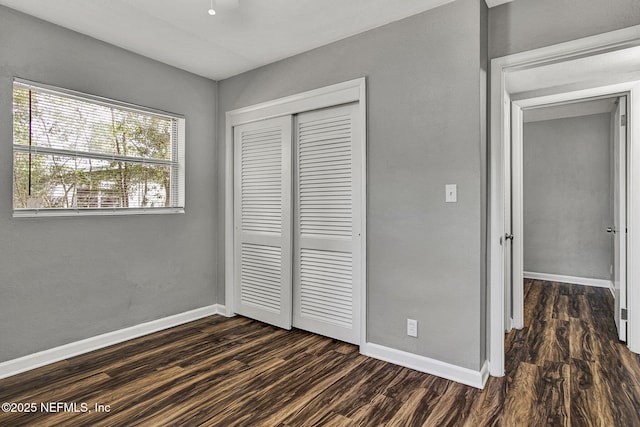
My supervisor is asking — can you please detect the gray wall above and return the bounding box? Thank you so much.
[523,113,612,280]
[0,7,218,362]
[489,0,640,58]
[217,0,487,370]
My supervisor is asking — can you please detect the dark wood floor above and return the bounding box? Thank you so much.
[1,279,639,426]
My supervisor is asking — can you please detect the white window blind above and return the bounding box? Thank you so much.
[12,80,185,216]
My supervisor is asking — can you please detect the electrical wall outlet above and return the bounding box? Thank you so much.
[407,319,418,337]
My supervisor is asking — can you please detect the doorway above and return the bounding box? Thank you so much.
[510,95,628,337]
[489,26,640,377]
[508,96,628,365]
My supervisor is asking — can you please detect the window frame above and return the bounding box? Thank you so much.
[12,78,186,217]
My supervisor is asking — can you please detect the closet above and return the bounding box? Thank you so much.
[232,101,363,344]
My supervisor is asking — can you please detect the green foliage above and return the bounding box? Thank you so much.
[12,87,174,209]
[13,87,30,146]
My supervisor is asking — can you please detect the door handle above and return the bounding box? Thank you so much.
[500,233,514,245]
[607,227,616,233]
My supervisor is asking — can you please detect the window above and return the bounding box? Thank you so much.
[12,80,185,216]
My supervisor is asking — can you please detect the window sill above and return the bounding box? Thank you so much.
[12,208,185,218]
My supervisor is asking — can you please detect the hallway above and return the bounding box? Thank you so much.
[503,279,640,425]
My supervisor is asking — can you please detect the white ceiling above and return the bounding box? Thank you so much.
[0,0,458,81]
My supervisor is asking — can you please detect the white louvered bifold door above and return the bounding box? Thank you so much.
[234,116,293,330]
[293,103,362,344]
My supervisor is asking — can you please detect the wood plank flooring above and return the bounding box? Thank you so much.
[1,279,639,426]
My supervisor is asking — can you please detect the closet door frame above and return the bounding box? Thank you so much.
[225,78,367,347]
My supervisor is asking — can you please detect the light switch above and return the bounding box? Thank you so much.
[445,184,457,203]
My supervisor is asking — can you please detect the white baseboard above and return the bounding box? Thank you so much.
[524,271,613,291]
[360,342,489,389]
[215,304,230,316]
[0,304,222,380]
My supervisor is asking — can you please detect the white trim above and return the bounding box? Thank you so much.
[13,208,185,218]
[524,271,614,289]
[489,62,507,375]
[224,78,367,348]
[511,103,524,330]
[515,85,633,108]
[485,0,512,7]
[358,82,368,349]
[492,25,640,74]
[214,304,229,316]
[361,343,489,389]
[628,82,640,352]
[176,116,186,209]
[489,24,640,377]
[0,305,221,380]
[225,79,363,127]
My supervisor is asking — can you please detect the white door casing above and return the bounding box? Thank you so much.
[510,87,637,351]
[293,103,362,344]
[505,88,635,371]
[490,25,640,376]
[510,95,627,338]
[613,96,628,341]
[510,103,524,331]
[503,101,513,332]
[503,102,525,332]
[233,116,293,330]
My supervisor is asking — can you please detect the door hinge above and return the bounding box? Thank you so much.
[621,114,627,127]
[622,308,628,321]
